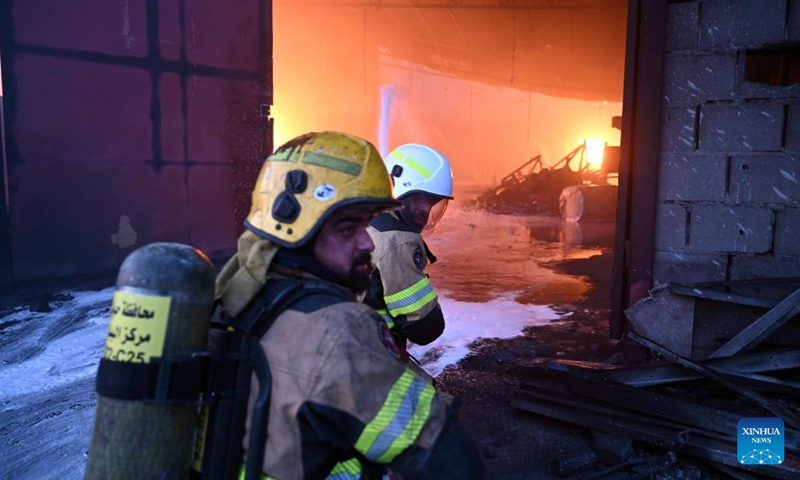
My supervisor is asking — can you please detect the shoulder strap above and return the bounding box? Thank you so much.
[202,277,353,480]
[218,277,352,338]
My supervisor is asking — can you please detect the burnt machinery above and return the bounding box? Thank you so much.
[477,143,617,218]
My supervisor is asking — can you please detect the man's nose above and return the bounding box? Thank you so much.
[357,228,374,252]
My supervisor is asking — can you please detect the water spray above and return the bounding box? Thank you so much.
[378,85,395,158]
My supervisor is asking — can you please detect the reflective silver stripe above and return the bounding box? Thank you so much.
[326,471,360,480]
[326,458,362,480]
[385,280,436,316]
[364,374,428,461]
[376,308,394,328]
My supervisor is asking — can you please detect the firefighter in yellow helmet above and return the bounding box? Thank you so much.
[363,144,454,364]
[215,132,484,479]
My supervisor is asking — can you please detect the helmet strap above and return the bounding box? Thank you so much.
[397,197,424,234]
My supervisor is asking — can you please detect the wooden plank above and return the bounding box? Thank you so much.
[711,287,800,358]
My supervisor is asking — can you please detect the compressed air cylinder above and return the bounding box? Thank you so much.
[85,243,215,480]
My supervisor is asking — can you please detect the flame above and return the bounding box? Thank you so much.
[584,138,605,167]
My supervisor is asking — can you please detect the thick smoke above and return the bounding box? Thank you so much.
[273,5,623,186]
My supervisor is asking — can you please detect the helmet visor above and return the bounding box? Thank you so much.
[423,199,449,233]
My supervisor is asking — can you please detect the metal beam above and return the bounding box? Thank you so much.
[629,333,800,430]
[566,367,800,453]
[610,0,668,338]
[711,287,800,358]
[274,0,624,9]
[512,385,800,478]
[547,349,800,387]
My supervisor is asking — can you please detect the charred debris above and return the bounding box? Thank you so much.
[511,279,800,479]
[473,142,618,222]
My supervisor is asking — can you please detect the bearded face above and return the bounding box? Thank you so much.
[400,192,447,233]
[338,251,373,292]
[312,206,377,293]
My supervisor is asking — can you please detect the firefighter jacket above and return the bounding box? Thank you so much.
[218,236,450,479]
[365,212,445,349]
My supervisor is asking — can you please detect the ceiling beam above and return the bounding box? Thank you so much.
[275,0,624,10]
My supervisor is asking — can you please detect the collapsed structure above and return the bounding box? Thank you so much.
[476,141,619,221]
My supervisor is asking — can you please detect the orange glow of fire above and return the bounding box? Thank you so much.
[583,138,605,167]
[271,103,290,150]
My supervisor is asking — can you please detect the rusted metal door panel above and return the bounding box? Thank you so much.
[609,0,666,338]
[0,0,272,289]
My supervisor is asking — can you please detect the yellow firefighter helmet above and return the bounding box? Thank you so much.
[245,131,401,247]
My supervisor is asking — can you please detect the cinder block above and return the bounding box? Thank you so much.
[690,205,774,253]
[655,203,688,249]
[775,207,800,255]
[731,254,800,278]
[625,286,695,358]
[699,0,786,49]
[699,102,784,152]
[738,61,800,99]
[740,102,785,151]
[699,103,738,151]
[790,0,800,42]
[730,254,800,299]
[665,2,699,52]
[729,155,800,205]
[663,53,736,103]
[653,251,728,284]
[661,106,697,152]
[786,102,800,153]
[657,154,727,202]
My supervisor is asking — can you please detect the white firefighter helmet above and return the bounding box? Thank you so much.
[385,144,454,201]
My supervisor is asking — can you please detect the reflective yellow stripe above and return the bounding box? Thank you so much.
[327,458,362,479]
[355,369,436,463]
[384,277,430,304]
[240,459,362,480]
[237,465,276,480]
[384,277,436,317]
[387,290,436,317]
[376,308,394,329]
[303,151,362,176]
[391,150,431,179]
[269,149,299,162]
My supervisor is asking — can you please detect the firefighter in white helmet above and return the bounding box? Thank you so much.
[364,143,454,362]
[215,132,483,479]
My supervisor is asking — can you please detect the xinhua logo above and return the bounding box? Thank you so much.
[738,417,784,465]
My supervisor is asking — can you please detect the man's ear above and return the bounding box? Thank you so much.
[299,234,318,256]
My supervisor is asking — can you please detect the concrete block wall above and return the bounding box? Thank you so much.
[654,0,800,290]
